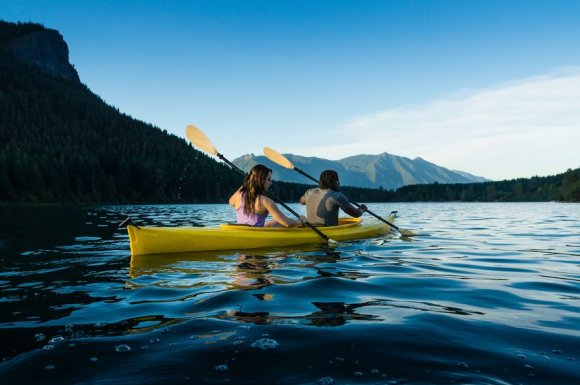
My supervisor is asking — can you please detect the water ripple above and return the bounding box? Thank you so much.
[1,202,579,384]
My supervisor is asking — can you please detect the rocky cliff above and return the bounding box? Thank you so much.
[1,22,79,82]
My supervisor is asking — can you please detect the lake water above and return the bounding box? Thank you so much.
[0,202,579,385]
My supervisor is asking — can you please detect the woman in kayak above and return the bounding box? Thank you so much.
[229,164,305,227]
[300,169,367,226]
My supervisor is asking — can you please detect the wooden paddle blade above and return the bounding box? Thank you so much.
[386,211,417,237]
[263,147,295,169]
[399,228,418,237]
[186,124,218,155]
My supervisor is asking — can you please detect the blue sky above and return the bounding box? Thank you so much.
[2,0,579,180]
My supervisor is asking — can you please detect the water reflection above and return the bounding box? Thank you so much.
[232,254,273,290]
[128,245,344,288]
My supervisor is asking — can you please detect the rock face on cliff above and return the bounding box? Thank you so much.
[2,23,79,82]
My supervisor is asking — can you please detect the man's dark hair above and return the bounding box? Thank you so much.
[319,170,339,190]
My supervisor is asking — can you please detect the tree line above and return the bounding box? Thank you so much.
[391,169,579,202]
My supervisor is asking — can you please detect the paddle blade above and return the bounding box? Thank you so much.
[263,147,295,169]
[186,124,218,155]
[399,228,418,237]
[386,211,417,237]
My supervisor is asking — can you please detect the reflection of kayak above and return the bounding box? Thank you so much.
[128,244,331,280]
[128,244,330,278]
[127,217,392,256]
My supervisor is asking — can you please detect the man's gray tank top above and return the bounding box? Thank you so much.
[301,188,362,226]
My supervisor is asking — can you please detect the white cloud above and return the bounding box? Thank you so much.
[296,68,580,180]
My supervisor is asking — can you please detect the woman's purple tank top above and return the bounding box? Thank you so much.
[236,195,268,227]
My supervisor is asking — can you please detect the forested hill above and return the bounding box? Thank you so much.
[0,21,242,204]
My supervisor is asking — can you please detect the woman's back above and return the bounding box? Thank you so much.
[234,193,268,227]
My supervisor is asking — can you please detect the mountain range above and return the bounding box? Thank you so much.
[233,153,488,190]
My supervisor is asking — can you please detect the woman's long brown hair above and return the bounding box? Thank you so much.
[240,164,272,214]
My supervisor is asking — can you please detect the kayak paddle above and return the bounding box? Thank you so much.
[185,124,338,244]
[263,146,417,237]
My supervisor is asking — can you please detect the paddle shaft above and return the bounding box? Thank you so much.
[292,165,404,233]
[215,153,332,242]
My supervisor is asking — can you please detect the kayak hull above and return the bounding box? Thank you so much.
[127,217,391,256]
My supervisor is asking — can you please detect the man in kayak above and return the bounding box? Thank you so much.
[300,170,367,226]
[229,164,305,227]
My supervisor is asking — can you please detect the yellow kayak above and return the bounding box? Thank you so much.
[127,217,392,256]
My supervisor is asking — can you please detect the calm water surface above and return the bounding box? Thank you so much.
[0,202,579,384]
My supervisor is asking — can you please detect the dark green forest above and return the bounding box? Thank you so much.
[391,168,579,202]
[1,21,578,205]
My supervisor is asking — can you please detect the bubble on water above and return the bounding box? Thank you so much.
[251,338,279,350]
[42,345,54,351]
[354,371,364,377]
[34,333,46,342]
[49,335,65,343]
[90,357,98,362]
[215,364,229,372]
[94,322,107,328]
[141,345,150,350]
[524,364,534,369]
[370,369,379,374]
[233,340,244,346]
[239,325,250,330]
[188,335,198,340]
[115,344,131,352]
[334,357,344,362]
[552,349,562,354]
[149,338,160,344]
[457,362,469,368]
[318,376,334,385]
[517,354,526,359]
[45,364,55,370]
[68,343,76,348]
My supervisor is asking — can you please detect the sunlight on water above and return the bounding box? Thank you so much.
[0,202,578,384]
